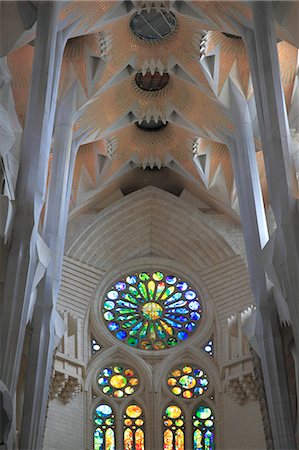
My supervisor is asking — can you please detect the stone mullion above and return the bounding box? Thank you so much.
[19,85,79,450]
[227,82,296,450]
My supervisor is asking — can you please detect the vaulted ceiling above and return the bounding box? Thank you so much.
[3,1,299,220]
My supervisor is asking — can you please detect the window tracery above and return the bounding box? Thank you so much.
[102,271,202,350]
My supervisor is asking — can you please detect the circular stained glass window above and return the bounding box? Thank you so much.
[130,9,176,41]
[167,365,209,398]
[102,271,202,350]
[97,365,139,397]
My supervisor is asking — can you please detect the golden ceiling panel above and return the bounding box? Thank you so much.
[60,1,115,35]
[204,31,249,97]
[192,1,251,31]
[277,41,298,111]
[97,13,208,90]
[7,45,34,127]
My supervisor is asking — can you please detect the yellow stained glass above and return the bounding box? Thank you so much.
[164,429,173,450]
[172,369,181,377]
[110,375,126,389]
[135,419,144,426]
[135,428,145,450]
[182,366,192,374]
[142,302,163,320]
[105,428,115,450]
[172,387,182,395]
[126,405,142,418]
[124,428,133,450]
[129,378,139,386]
[166,405,182,419]
[175,429,184,450]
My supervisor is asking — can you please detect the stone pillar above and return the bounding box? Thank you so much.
[226,81,296,449]
[242,3,299,441]
[19,85,79,450]
[0,1,62,401]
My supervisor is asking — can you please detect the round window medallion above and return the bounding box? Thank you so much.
[130,9,176,41]
[101,271,202,350]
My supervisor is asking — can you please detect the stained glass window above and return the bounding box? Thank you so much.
[203,340,213,357]
[97,365,139,398]
[93,404,115,450]
[193,405,215,450]
[167,365,209,398]
[102,271,201,350]
[124,404,145,450]
[163,405,185,450]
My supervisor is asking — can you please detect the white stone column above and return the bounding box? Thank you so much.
[0,1,63,401]
[241,3,299,441]
[19,84,79,450]
[226,81,296,449]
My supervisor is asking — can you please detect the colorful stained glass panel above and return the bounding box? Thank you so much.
[102,271,202,350]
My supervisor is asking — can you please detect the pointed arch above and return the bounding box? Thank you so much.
[124,404,145,450]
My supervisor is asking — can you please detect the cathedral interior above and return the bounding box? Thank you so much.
[1,1,299,449]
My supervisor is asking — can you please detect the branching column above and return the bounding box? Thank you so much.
[226,81,296,449]
[19,85,79,450]
[242,2,299,440]
[0,0,62,401]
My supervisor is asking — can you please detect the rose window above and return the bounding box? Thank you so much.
[167,365,209,398]
[97,365,139,398]
[102,271,202,350]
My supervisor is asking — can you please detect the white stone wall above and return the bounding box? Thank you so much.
[42,187,266,450]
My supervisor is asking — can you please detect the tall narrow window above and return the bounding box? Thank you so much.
[163,405,185,450]
[94,404,115,450]
[193,405,215,450]
[124,404,145,450]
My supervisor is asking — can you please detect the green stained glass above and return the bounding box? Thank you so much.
[148,280,155,299]
[138,282,148,300]
[139,272,150,281]
[149,322,156,339]
[139,322,149,338]
[161,286,175,300]
[102,271,202,350]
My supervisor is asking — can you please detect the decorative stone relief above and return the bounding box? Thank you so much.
[49,311,84,403]
[226,372,257,405]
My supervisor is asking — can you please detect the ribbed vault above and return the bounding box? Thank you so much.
[68,186,235,270]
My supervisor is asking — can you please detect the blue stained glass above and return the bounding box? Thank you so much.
[95,418,103,426]
[204,430,214,449]
[185,290,196,300]
[96,404,112,417]
[116,330,127,340]
[165,293,182,305]
[117,300,138,309]
[104,301,115,310]
[164,318,182,329]
[190,312,201,320]
[189,301,200,311]
[98,377,109,385]
[104,311,114,321]
[185,322,196,331]
[108,322,119,331]
[171,307,189,314]
[199,379,208,387]
[166,314,188,322]
[115,281,126,291]
[130,321,143,333]
[176,282,188,291]
[194,369,203,376]
[177,331,188,340]
[103,368,112,376]
[165,276,177,284]
[167,300,187,308]
[107,290,118,300]
[126,275,137,284]
[117,314,139,321]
